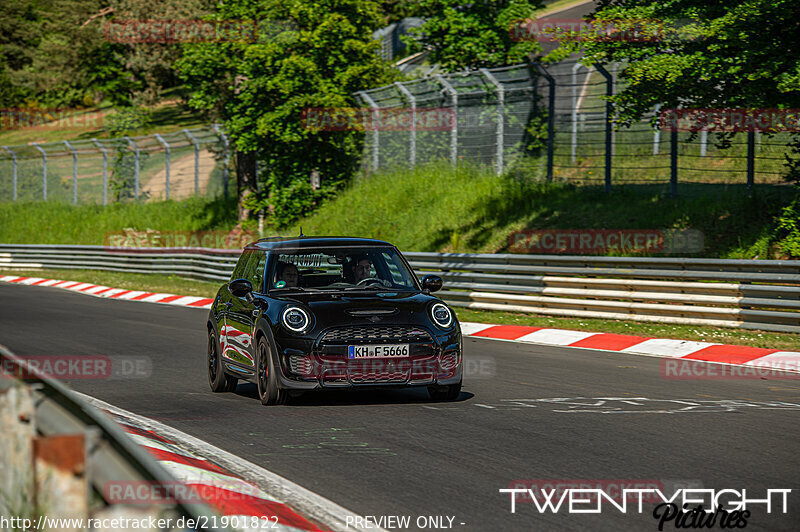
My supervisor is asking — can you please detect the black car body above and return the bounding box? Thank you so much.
[206,236,462,404]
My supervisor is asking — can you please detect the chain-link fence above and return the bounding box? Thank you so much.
[0,126,231,204]
[356,58,796,191]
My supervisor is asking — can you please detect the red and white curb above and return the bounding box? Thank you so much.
[78,394,380,532]
[3,273,798,373]
[462,323,800,375]
[0,275,213,309]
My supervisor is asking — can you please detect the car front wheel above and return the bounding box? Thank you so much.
[257,336,287,405]
[208,329,237,393]
[428,379,462,401]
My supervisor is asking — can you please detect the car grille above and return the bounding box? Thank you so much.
[319,325,433,345]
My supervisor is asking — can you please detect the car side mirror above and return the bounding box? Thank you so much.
[421,275,443,293]
[228,278,253,299]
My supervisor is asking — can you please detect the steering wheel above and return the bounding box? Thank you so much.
[357,277,385,287]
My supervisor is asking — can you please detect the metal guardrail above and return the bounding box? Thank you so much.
[0,343,226,531]
[1,244,798,333]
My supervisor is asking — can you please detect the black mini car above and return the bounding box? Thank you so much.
[207,236,462,405]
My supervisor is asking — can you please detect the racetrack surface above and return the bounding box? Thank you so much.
[2,282,799,531]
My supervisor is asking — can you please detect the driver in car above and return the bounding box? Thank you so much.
[352,256,372,283]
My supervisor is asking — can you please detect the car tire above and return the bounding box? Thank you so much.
[257,336,288,405]
[428,379,462,401]
[208,329,237,393]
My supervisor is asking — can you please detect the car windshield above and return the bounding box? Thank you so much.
[268,247,418,292]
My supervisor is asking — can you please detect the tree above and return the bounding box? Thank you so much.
[404,0,543,71]
[177,0,397,224]
[560,0,800,125]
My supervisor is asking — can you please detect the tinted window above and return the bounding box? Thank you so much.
[230,250,252,281]
[248,251,267,292]
[268,247,418,292]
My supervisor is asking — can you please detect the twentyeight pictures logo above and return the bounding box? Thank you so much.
[500,484,792,530]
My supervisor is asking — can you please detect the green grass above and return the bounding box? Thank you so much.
[284,161,795,258]
[1,161,794,258]
[2,268,221,298]
[0,196,238,245]
[457,308,799,351]
[3,267,796,350]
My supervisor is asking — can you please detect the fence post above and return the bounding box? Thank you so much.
[358,91,381,171]
[63,141,78,204]
[394,82,416,168]
[653,104,661,155]
[91,139,108,205]
[154,133,170,200]
[594,63,613,193]
[571,63,583,164]
[3,146,17,201]
[183,129,200,195]
[746,130,755,192]
[212,124,229,199]
[535,64,556,182]
[125,136,140,199]
[32,143,47,201]
[670,128,678,197]
[435,75,458,165]
[700,127,708,157]
[481,68,505,176]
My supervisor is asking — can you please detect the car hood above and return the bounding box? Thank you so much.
[274,290,444,327]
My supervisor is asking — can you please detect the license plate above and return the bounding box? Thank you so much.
[348,344,409,359]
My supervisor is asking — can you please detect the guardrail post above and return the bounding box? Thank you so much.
[124,136,140,199]
[3,146,18,201]
[32,143,48,201]
[154,133,170,199]
[670,128,678,197]
[535,64,555,182]
[481,68,505,175]
[594,63,613,193]
[394,82,416,168]
[63,141,78,204]
[91,139,108,205]
[653,104,661,155]
[435,75,458,165]
[212,124,229,199]
[359,91,381,172]
[746,131,755,192]
[183,129,200,195]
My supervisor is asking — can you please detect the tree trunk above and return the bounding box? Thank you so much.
[235,150,258,222]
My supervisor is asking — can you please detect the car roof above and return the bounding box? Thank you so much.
[245,236,393,251]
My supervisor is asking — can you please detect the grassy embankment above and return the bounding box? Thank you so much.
[1,163,797,349]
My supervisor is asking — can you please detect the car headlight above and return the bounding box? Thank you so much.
[430,303,453,329]
[281,306,311,333]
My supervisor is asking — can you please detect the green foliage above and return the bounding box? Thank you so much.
[404,0,543,70]
[177,0,399,226]
[104,107,152,201]
[776,192,800,258]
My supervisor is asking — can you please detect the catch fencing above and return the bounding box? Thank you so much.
[355,59,795,191]
[0,126,231,204]
[1,244,798,333]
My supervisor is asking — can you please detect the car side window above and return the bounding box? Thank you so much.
[231,250,252,281]
[249,251,267,292]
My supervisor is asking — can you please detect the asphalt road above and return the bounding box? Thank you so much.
[2,282,799,531]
